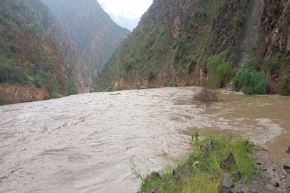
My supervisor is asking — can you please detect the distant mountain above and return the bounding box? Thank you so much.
[42,0,130,79]
[0,0,89,104]
[110,15,140,31]
[96,0,290,94]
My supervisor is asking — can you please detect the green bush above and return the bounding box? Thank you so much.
[265,53,289,74]
[148,70,157,81]
[123,59,134,72]
[33,70,49,87]
[233,10,246,31]
[233,66,267,95]
[195,8,207,18]
[47,79,59,98]
[207,55,233,88]
[0,99,5,106]
[0,64,29,84]
[280,73,290,96]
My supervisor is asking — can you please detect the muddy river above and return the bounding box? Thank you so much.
[0,87,289,193]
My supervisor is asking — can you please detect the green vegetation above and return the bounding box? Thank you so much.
[0,99,5,106]
[234,65,267,95]
[0,62,29,84]
[0,0,77,99]
[207,55,233,88]
[139,136,255,193]
[195,8,207,18]
[96,0,288,97]
[232,10,246,31]
[96,0,227,90]
[264,53,289,75]
[281,72,290,96]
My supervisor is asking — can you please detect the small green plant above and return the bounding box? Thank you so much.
[233,66,267,95]
[233,10,246,31]
[191,132,199,144]
[46,79,60,98]
[148,70,157,81]
[124,59,134,72]
[264,53,289,74]
[195,8,207,18]
[280,73,290,96]
[33,70,49,88]
[207,55,233,88]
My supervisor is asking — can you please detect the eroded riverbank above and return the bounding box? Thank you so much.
[0,87,289,193]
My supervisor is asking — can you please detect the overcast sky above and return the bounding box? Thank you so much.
[98,0,153,31]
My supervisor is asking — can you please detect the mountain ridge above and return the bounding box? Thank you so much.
[42,0,130,79]
[0,0,89,104]
[96,0,290,94]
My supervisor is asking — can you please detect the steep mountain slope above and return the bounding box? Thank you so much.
[97,0,289,93]
[42,0,130,78]
[0,0,89,104]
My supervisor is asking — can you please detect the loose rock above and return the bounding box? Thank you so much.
[222,173,234,189]
[194,87,218,102]
[283,165,290,174]
[221,152,236,169]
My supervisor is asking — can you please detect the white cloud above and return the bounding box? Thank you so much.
[98,0,153,30]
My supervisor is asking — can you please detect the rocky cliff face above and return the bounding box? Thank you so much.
[42,0,130,79]
[260,0,290,92]
[0,0,89,104]
[97,0,289,93]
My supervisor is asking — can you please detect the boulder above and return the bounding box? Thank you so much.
[221,152,236,169]
[223,173,234,189]
[219,173,235,193]
[284,165,290,174]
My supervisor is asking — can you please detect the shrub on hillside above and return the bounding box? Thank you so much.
[233,66,267,95]
[0,64,28,84]
[280,73,290,96]
[0,99,5,106]
[195,8,207,18]
[233,10,246,31]
[33,70,49,87]
[207,55,233,88]
[47,79,59,98]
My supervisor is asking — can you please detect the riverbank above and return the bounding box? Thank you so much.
[139,136,290,193]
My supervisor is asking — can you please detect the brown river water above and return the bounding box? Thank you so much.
[0,87,289,193]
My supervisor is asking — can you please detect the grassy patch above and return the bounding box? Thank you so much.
[0,99,5,106]
[139,136,255,193]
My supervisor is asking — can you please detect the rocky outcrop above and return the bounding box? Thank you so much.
[42,0,130,79]
[261,0,290,55]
